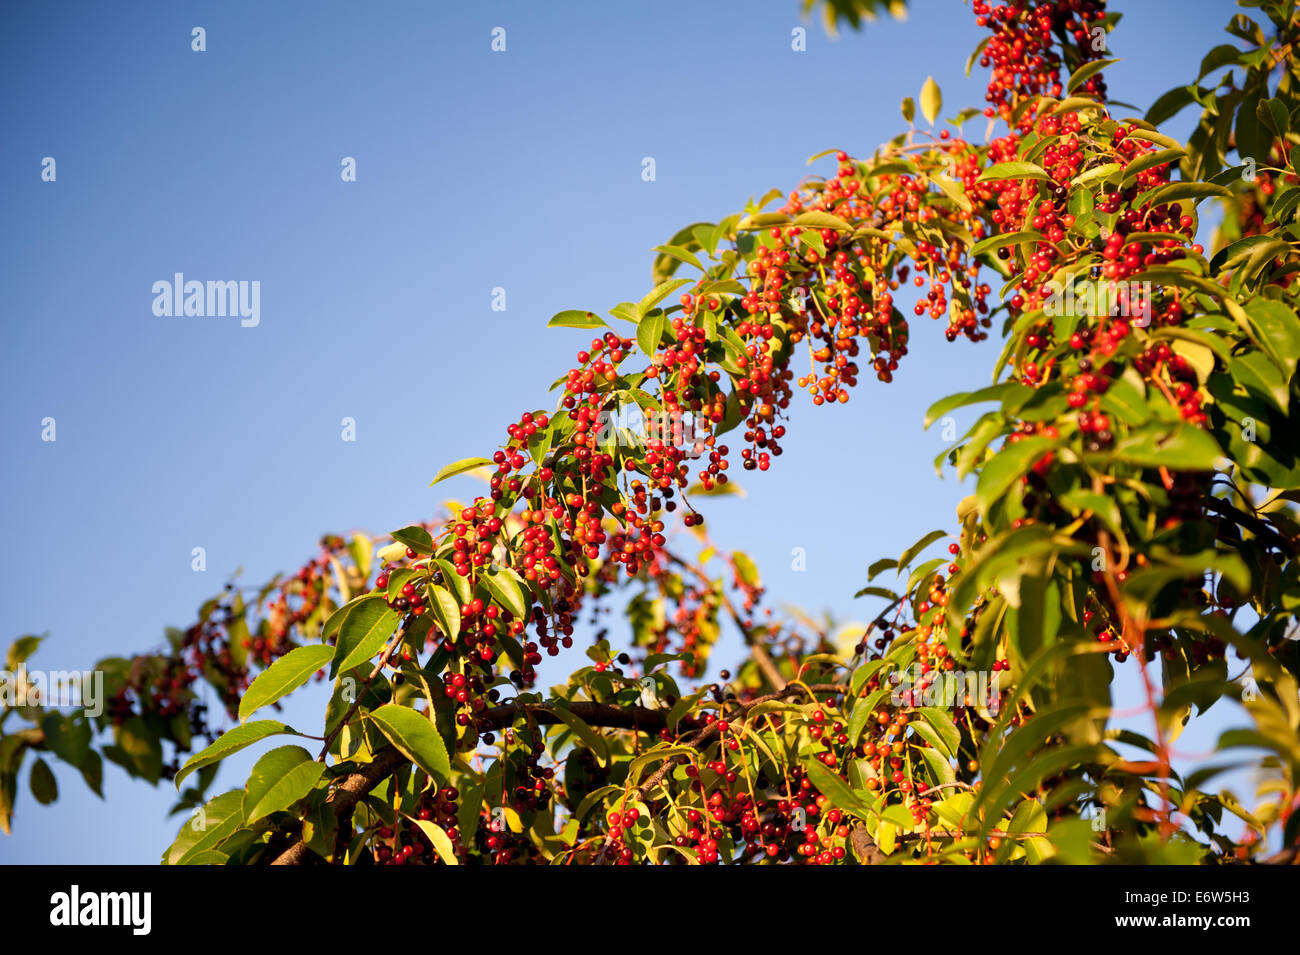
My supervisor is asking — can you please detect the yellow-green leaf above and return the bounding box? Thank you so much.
[429,457,494,487]
[175,721,301,789]
[239,645,334,722]
[243,745,325,823]
[366,704,450,782]
[920,76,942,125]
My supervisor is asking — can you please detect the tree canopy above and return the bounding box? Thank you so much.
[4,0,1300,865]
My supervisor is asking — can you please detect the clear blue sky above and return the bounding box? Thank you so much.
[1,0,1253,863]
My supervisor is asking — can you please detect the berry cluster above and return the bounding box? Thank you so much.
[974,0,1110,120]
[373,786,464,865]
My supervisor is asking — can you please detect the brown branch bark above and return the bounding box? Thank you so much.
[632,681,845,802]
[850,824,885,864]
[475,701,666,733]
[271,744,407,865]
[317,624,407,760]
[271,700,671,864]
[270,683,847,865]
[1203,495,1298,557]
[1258,845,1299,865]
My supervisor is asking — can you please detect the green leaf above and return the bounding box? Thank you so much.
[1099,375,1150,425]
[868,558,898,581]
[934,172,972,212]
[978,162,1050,183]
[1111,422,1225,471]
[548,706,610,766]
[1198,44,1242,79]
[114,716,163,784]
[322,593,367,642]
[165,790,245,865]
[651,222,712,284]
[239,644,335,722]
[876,821,898,855]
[40,712,92,767]
[332,597,401,677]
[974,436,1056,513]
[1230,351,1290,413]
[732,551,761,588]
[965,36,990,76]
[1140,181,1229,206]
[1071,162,1123,187]
[427,584,461,641]
[1243,299,1300,371]
[927,382,1032,429]
[650,244,705,279]
[849,663,897,720]
[637,309,667,357]
[1059,489,1122,535]
[1127,127,1184,151]
[175,721,301,790]
[1258,97,1290,137]
[792,210,855,232]
[1137,266,1232,303]
[970,230,1039,258]
[1067,58,1116,93]
[391,526,433,555]
[548,309,608,329]
[435,558,472,606]
[738,212,791,230]
[366,705,450,782]
[637,279,692,319]
[456,775,485,844]
[916,708,961,757]
[1145,85,1196,125]
[901,96,915,124]
[348,535,373,580]
[481,567,530,620]
[1007,796,1048,839]
[608,302,639,324]
[862,159,916,180]
[1267,186,1300,225]
[243,745,325,823]
[29,757,57,805]
[429,457,495,487]
[1121,148,1186,185]
[6,635,43,670]
[920,76,942,125]
[78,750,107,800]
[898,529,948,570]
[0,771,12,835]
[385,567,420,602]
[412,819,459,865]
[804,760,877,822]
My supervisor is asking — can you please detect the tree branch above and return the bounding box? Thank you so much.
[632,682,845,802]
[1204,495,1298,557]
[475,701,666,734]
[270,683,847,865]
[271,745,407,865]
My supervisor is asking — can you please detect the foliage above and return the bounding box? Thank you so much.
[4,0,1300,865]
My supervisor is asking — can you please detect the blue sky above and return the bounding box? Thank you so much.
[1,0,1255,863]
